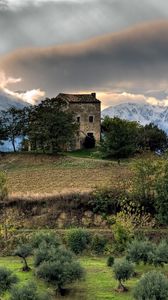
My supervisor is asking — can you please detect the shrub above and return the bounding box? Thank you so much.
[91,234,107,255]
[155,162,168,225]
[134,271,168,300]
[112,219,133,253]
[113,258,134,292]
[32,232,61,249]
[0,267,18,294]
[34,244,73,267]
[89,187,123,215]
[127,239,154,265]
[66,228,91,254]
[14,244,32,271]
[36,247,84,295]
[107,256,114,267]
[10,281,50,300]
[153,240,168,267]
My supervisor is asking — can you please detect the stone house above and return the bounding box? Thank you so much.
[56,92,101,149]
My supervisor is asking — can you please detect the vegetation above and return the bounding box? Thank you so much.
[14,244,32,271]
[101,117,167,159]
[107,256,114,267]
[66,228,91,255]
[0,267,18,295]
[134,271,168,300]
[36,247,84,295]
[113,259,134,292]
[10,282,50,300]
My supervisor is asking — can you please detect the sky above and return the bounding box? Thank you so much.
[1,0,168,109]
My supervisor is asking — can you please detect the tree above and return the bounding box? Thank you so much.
[0,267,18,295]
[32,232,61,249]
[36,247,84,295]
[101,117,140,159]
[139,123,168,152]
[155,161,168,224]
[14,244,32,271]
[134,271,168,300]
[27,97,78,152]
[127,239,154,265]
[66,228,91,254]
[0,107,25,152]
[10,281,50,300]
[113,259,134,292]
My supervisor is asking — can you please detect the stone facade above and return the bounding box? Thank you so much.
[56,92,101,149]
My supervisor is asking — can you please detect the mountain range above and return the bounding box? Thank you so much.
[102,102,168,133]
[0,90,28,110]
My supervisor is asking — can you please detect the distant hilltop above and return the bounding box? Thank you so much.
[102,102,168,134]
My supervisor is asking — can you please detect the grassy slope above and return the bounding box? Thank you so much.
[0,153,132,195]
[0,256,168,300]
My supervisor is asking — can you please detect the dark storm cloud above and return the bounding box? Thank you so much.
[1,21,168,96]
[0,0,168,55]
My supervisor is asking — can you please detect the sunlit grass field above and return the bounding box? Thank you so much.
[1,255,168,300]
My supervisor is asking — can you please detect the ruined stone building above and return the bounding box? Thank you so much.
[56,93,101,149]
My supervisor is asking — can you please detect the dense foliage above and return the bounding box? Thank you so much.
[10,282,49,300]
[0,267,18,294]
[101,117,168,159]
[113,259,134,291]
[67,228,91,254]
[134,271,168,300]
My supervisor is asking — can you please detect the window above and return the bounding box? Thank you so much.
[89,115,94,123]
[77,116,80,123]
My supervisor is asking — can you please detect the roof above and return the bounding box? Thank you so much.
[56,93,100,103]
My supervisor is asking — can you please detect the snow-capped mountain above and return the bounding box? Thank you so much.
[102,102,168,133]
[0,91,28,110]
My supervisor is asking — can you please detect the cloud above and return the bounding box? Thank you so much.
[0,72,45,105]
[0,0,168,55]
[1,20,168,102]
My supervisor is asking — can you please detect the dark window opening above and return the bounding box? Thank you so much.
[77,116,80,123]
[89,116,94,123]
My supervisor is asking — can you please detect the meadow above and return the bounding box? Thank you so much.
[1,255,168,300]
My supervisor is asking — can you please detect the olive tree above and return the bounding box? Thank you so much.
[113,259,134,292]
[134,271,168,300]
[14,244,32,271]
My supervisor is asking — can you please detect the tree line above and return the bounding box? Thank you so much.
[0,97,78,153]
[0,98,167,155]
[101,116,168,159]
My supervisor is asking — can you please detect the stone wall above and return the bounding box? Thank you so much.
[69,102,101,149]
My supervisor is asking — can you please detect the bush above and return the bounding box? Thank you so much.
[91,234,107,255]
[32,232,61,249]
[107,256,114,267]
[36,247,84,295]
[153,240,168,267]
[155,162,168,225]
[0,267,18,294]
[89,187,123,215]
[113,258,134,292]
[10,281,50,300]
[67,228,91,254]
[127,239,154,265]
[14,243,32,271]
[34,244,73,267]
[134,271,168,300]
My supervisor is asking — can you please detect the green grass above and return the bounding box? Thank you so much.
[0,256,168,300]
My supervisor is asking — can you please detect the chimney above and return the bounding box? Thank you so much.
[91,92,96,98]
